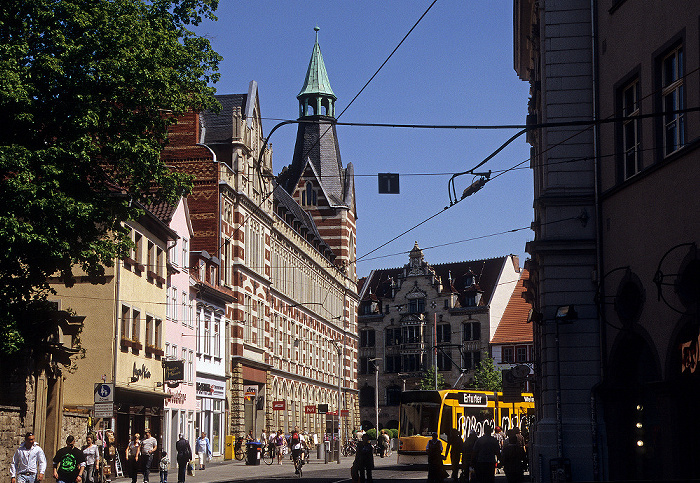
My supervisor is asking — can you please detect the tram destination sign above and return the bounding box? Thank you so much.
[446,391,489,407]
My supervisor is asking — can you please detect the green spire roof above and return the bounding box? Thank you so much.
[298,27,336,100]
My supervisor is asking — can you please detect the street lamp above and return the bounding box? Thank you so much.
[369,358,380,441]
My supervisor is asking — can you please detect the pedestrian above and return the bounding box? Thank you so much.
[174,434,191,483]
[460,431,478,482]
[426,432,444,483]
[274,429,286,465]
[353,433,374,483]
[126,433,140,483]
[82,435,99,483]
[444,428,462,481]
[140,431,157,483]
[10,432,47,483]
[53,435,86,483]
[194,432,211,470]
[158,451,169,483]
[471,426,500,483]
[500,433,526,483]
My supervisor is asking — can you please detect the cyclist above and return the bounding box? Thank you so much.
[289,427,305,474]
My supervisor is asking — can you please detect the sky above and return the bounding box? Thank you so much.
[193,0,533,278]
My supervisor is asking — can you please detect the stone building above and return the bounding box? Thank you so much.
[356,243,521,430]
[162,31,359,441]
[514,0,700,480]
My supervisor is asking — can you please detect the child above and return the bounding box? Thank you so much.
[159,451,170,483]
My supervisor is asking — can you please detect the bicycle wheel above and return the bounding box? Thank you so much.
[234,445,245,461]
[262,445,274,465]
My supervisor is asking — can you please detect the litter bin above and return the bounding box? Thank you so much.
[317,442,325,460]
[246,442,262,465]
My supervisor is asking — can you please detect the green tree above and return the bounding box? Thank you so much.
[470,355,502,391]
[0,0,222,356]
[420,370,447,390]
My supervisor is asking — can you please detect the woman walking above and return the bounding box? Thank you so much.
[126,434,140,483]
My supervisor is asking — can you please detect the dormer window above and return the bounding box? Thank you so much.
[302,181,317,206]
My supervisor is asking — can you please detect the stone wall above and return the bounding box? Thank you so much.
[0,404,28,475]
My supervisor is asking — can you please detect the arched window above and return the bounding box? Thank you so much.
[304,182,316,207]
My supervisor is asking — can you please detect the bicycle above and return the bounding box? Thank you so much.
[292,450,304,477]
[261,442,275,465]
[341,440,357,457]
[234,437,245,461]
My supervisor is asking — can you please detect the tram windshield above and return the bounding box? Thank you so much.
[400,401,440,437]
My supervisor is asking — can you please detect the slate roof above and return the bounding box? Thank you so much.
[490,269,532,344]
[360,255,513,309]
[273,185,332,256]
[200,94,247,144]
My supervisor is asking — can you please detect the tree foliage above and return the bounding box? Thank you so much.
[470,355,502,391]
[420,370,447,390]
[0,0,222,355]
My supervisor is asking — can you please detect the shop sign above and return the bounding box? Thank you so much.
[244,385,257,399]
[304,405,316,414]
[272,401,285,410]
[317,404,328,414]
[165,391,187,406]
[132,363,152,381]
[196,382,213,394]
[163,360,184,381]
[327,410,338,416]
[340,410,349,417]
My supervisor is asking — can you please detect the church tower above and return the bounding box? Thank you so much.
[279,27,357,279]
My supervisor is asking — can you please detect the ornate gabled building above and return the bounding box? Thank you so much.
[356,243,521,431]
[163,30,359,442]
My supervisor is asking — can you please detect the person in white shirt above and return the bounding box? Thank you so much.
[10,432,47,483]
[82,435,100,483]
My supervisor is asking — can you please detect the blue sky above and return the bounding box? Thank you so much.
[193,1,533,278]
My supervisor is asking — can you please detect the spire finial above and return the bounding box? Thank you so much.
[314,26,320,42]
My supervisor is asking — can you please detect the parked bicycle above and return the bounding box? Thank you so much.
[341,439,357,456]
[234,436,245,461]
[261,442,275,466]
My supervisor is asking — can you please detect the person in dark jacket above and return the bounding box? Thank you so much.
[461,431,478,481]
[426,432,444,483]
[174,435,192,483]
[353,434,374,483]
[471,426,500,483]
[500,433,526,483]
[444,428,462,480]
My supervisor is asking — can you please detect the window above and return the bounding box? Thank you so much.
[145,315,154,347]
[302,182,317,206]
[621,78,641,179]
[132,310,140,343]
[463,322,481,341]
[385,355,401,373]
[661,45,684,155]
[133,232,143,264]
[121,305,130,340]
[359,357,375,375]
[213,318,221,358]
[360,329,375,348]
[182,239,189,271]
[188,350,194,384]
[155,319,162,350]
[502,347,515,363]
[408,298,425,314]
[516,345,528,363]
[385,327,401,346]
[359,386,375,407]
[196,310,201,353]
[463,351,481,370]
[437,351,452,371]
[402,353,422,372]
[147,241,155,273]
[437,324,451,343]
[402,325,421,344]
[204,313,211,355]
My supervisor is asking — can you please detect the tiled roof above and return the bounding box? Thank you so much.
[490,269,532,344]
[145,200,177,225]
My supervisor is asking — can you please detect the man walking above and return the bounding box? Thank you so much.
[53,435,86,483]
[141,431,158,483]
[471,426,501,483]
[175,434,192,483]
[10,432,47,483]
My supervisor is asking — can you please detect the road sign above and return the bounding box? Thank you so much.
[94,383,114,403]
[94,402,114,418]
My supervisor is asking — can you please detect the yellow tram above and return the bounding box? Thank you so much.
[397,390,534,465]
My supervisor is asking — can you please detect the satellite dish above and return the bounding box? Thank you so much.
[511,365,530,379]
